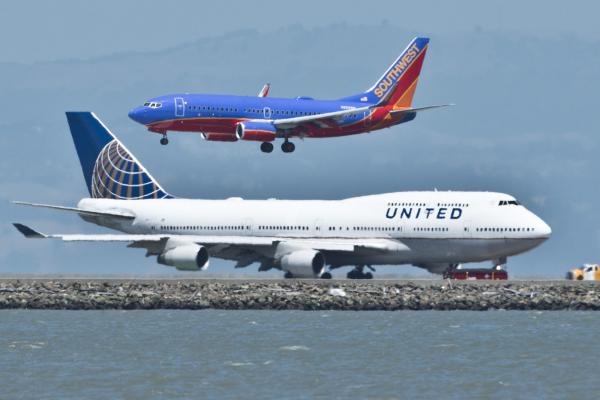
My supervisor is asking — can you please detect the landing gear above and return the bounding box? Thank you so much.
[284,271,294,279]
[346,265,375,279]
[281,140,295,153]
[260,142,274,153]
[321,272,332,280]
[493,257,507,270]
[160,135,169,146]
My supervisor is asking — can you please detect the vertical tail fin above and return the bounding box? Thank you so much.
[340,37,429,107]
[66,112,172,200]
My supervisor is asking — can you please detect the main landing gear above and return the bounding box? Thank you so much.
[347,265,375,279]
[160,134,169,146]
[260,142,274,153]
[281,140,295,153]
[259,139,295,153]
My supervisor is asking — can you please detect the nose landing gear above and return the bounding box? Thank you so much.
[160,134,169,146]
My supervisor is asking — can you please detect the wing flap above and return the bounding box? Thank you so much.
[285,238,409,253]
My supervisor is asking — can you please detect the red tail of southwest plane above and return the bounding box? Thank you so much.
[341,37,429,108]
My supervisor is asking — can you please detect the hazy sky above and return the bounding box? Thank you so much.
[1,0,599,63]
[1,1,599,278]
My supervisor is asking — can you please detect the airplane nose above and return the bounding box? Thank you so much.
[539,221,552,238]
[128,107,145,123]
[128,108,139,122]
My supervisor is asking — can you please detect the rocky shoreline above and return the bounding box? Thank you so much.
[0,279,599,311]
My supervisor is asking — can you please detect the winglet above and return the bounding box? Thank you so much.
[13,223,47,238]
[258,83,270,97]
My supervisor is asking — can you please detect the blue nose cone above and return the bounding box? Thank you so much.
[128,107,147,124]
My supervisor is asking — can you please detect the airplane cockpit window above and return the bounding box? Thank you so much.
[499,200,521,206]
[145,102,162,109]
[144,102,150,107]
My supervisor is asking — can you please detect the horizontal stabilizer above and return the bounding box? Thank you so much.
[389,104,454,115]
[13,223,47,238]
[13,201,136,220]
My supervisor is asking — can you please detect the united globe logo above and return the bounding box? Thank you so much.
[91,140,169,199]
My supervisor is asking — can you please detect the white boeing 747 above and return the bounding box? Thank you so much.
[13,112,551,279]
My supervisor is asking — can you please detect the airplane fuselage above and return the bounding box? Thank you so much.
[77,191,551,272]
[128,37,437,153]
[128,94,412,139]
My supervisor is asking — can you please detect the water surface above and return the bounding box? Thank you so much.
[0,310,597,399]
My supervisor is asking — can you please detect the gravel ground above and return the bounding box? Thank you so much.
[0,279,598,310]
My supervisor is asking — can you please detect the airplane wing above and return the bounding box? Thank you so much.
[271,104,451,130]
[272,105,372,130]
[258,83,270,97]
[13,201,135,220]
[13,223,407,260]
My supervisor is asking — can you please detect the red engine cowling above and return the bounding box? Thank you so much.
[200,132,238,142]
[236,121,277,142]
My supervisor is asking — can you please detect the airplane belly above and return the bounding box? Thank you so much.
[150,118,240,134]
[326,237,540,267]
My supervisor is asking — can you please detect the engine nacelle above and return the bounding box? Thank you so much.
[200,132,238,142]
[157,244,209,271]
[236,120,276,142]
[280,250,325,278]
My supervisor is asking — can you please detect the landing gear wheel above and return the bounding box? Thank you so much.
[284,271,293,279]
[260,142,274,153]
[281,141,295,153]
[160,136,169,146]
[346,266,374,279]
[321,272,332,280]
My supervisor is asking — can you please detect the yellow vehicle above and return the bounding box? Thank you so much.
[567,264,600,280]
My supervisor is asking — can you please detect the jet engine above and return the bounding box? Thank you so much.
[235,121,277,142]
[200,132,238,142]
[157,244,209,271]
[280,250,325,278]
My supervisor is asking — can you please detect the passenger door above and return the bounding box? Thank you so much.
[363,110,372,128]
[175,97,185,117]
[313,218,323,235]
[263,107,272,119]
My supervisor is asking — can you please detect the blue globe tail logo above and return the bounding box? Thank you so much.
[91,140,170,200]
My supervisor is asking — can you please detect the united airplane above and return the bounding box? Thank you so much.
[128,37,450,153]
[13,113,550,278]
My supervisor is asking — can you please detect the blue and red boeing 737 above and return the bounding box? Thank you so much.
[128,37,449,153]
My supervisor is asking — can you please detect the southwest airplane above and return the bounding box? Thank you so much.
[128,37,450,153]
[13,113,551,279]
